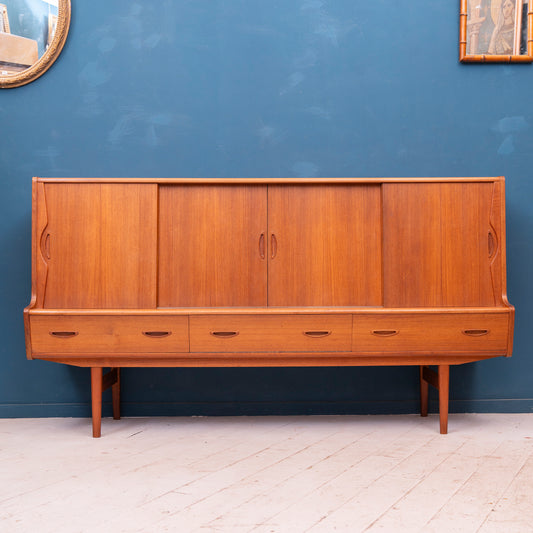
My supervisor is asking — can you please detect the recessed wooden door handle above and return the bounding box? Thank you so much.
[40,232,51,260]
[271,234,277,259]
[371,330,399,337]
[259,233,265,259]
[49,331,78,338]
[463,329,489,337]
[142,331,172,338]
[488,229,496,259]
[303,331,331,338]
[44,234,51,259]
[210,331,239,338]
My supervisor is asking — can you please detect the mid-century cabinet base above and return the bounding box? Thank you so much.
[83,363,451,439]
[24,178,514,437]
[87,362,446,439]
[35,356,480,438]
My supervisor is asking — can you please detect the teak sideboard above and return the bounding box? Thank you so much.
[24,177,515,437]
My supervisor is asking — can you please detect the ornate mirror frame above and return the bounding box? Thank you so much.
[460,0,533,62]
[0,0,71,88]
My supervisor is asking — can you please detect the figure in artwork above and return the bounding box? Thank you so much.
[466,0,526,55]
[488,0,516,53]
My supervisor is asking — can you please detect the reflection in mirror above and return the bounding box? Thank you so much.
[0,4,11,33]
[0,0,70,87]
[461,0,533,62]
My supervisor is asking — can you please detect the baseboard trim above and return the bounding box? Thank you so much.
[1,398,532,418]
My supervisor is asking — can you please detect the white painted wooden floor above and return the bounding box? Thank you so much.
[1,414,532,533]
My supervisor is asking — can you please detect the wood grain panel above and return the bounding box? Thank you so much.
[382,184,442,307]
[33,180,49,309]
[42,184,158,308]
[158,185,267,307]
[353,313,509,354]
[441,183,496,306]
[383,182,496,307]
[489,179,505,305]
[267,185,382,306]
[190,314,352,352]
[30,315,189,354]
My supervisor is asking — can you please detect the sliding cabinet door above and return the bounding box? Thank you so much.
[159,185,267,307]
[383,182,498,307]
[267,185,382,306]
[40,183,158,308]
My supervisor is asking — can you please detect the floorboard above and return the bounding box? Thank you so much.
[0,414,532,533]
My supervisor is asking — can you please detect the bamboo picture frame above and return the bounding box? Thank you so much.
[460,0,533,62]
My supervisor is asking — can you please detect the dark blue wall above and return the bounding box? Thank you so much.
[1,1,532,417]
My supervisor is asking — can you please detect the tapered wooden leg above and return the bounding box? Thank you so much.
[91,367,103,438]
[112,368,121,420]
[420,365,451,434]
[420,366,429,417]
[438,364,450,435]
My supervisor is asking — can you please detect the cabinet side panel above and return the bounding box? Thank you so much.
[489,179,504,305]
[268,184,382,306]
[43,183,158,309]
[158,185,268,307]
[383,182,496,307]
[34,180,49,308]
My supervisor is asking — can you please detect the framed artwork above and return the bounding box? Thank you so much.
[460,0,533,62]
[0,4,9,34]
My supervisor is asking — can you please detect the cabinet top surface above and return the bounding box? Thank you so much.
[33,177,505,184]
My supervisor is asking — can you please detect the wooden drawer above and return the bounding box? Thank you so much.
[29,315,189,354]
[190,315,352,352]
[353,313,510,354]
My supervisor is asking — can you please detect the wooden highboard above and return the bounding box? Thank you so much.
[24,177,515,436]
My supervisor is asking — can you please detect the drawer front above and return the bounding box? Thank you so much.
[353,313,510,354]
[190,315,352,352]
[30,315,189,354]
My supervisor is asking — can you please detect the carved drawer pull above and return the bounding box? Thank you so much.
[210,331,239,338]
[303,331,331,338]
[463,329,489,337]
[49,331,78,338]
[371,330,399,337]
[143,331,172,338]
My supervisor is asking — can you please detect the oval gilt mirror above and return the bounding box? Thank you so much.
[0,0,70,88]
